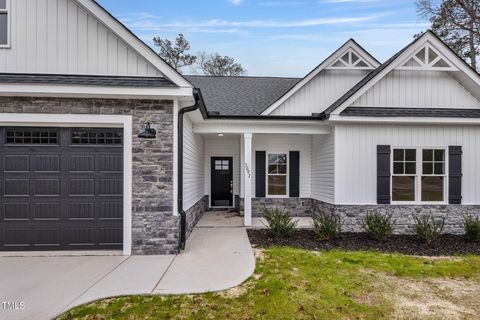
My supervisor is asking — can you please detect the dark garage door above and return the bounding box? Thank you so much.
[0,127,124,251]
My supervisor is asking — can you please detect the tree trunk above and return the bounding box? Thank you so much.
[469,30,477,70]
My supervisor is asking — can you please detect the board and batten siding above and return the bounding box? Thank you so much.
[351,70,480,108]
[334,124,480,205]
[251,134,312,198]
[0,0,163,76]
[311,132,335,203]
[204,136,241,202]
[183,114,205,211]
[270,70,369,116]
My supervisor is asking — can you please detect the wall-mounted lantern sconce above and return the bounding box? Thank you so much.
[138,122,157,139]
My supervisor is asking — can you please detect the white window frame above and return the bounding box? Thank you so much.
[391,147,448,205]
[266,152,289,198]
[0,0,10,48]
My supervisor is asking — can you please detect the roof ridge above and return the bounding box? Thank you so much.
[184,74,302,80]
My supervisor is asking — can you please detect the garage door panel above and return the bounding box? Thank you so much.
[34,203,60,220]
[70,179,95,196]
[34,154,60,172]
[4,155,30,172]
[4,179,30,196]
[69,155,95,172]
[34,179,60,196]
[99,201,123,220]
[0,127,124,251]
[68,202,95,220]
[3,203,29,221]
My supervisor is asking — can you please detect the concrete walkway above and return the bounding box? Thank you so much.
[0,211,255,320]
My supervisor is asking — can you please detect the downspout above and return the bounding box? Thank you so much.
[177,88,201,251]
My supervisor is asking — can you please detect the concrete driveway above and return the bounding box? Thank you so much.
[0,255,174,320]
[0,212,255,320]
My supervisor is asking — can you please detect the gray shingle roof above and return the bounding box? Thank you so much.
[342,107,480,118]
[0,73,176,87]
[185,75,301,116]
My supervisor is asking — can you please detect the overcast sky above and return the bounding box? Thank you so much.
[97,0,429,77]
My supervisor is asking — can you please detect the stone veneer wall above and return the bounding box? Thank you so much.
[240,198,313,217]
[185,196,209,238]
[0,97,178,255]
[311,199,480,235]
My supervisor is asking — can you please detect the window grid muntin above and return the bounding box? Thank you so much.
[214,160,229,171]
[267,153,288,196]
[5,128,59,145]
[71,129,123,146]
[391,147,448,204]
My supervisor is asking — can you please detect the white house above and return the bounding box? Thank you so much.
[0,0,479,255]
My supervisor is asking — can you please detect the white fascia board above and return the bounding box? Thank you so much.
[329,114,480,125]
[330,32,480,116]
[76,0,192,89]
[0,84,193,99]
[193,120,331,135]
[261,39,380,116]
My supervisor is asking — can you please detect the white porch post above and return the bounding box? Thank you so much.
[243,133,253,227]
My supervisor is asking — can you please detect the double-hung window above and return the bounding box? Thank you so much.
[267,153,288,196]
[421,149,446,202]
[392,148,447,203]
[0,0,9,47]
[392,149,417,201]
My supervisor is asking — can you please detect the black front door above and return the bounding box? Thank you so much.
[211,157,233,207]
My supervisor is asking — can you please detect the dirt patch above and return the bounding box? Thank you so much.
[387,276,480,319]
[248,230,480,256]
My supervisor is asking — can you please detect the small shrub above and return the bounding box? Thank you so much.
[362,210,395,241]
[412,212,445,244]
[262,206,297,238]
[312,212,342,241]
[464,215,480,242]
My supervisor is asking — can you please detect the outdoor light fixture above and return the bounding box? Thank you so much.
[138,122,157,139]
[218,133,224,137]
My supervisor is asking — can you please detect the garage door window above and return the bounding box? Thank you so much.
[5,128,58,145]
[71,129,123,145]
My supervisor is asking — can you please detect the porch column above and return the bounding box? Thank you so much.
[243,133,252,227]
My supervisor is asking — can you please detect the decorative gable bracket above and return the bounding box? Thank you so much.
[327,48,376,70]
[397,42,459,72]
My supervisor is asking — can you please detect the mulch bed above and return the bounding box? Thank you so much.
[247,229,480,256]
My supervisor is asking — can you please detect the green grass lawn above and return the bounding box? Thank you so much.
[60,248,480,320]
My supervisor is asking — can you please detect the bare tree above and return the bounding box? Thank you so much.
[197,52,247,76]
[153,34,197,73]
[417,0,480,69]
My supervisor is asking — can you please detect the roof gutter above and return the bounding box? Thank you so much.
[177,88,204,251]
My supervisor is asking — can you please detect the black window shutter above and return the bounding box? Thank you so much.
[255,151,266,197]
[449,146,462,204]
[377,145,391,204]
[289,151,300,197]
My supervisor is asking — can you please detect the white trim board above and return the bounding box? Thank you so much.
[0,113,133,256]
[0,84,193,99]
[261,39,379,115]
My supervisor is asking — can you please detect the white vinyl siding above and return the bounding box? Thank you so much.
[183,114,205,211]
[271,69,369,116]
[351,70,480,109]
[334,124,480,205]
[252,134,311,198]
[311,132,335,203]
[0,0,163,76]
[204,136,241,202]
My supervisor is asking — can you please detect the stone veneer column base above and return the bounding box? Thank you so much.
[185,196,209,238]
